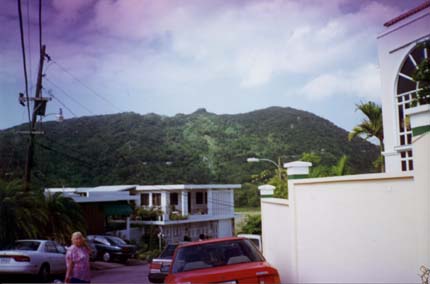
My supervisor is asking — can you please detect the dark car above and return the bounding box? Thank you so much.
[148,244,178,283]
[86,239,98,262]
[87,235,136,263]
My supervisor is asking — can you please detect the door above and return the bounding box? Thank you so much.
[45,241,62,273]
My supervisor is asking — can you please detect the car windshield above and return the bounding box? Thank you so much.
[105,236,126,246]
[171,239,264,273]
[12,241,41,251]
[159,244,178,259]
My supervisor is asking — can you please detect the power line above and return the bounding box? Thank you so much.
[26,0,33,91]
[17,0,32,130]
[38,0,42,53]
[36,141,93,168]
[45,77,95,115]
[51,60,123,112]
[49,93,77,117]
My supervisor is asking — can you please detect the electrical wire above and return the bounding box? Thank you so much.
[49,94,77,117]
[17,0,32,130]
[36,141,93,168]
[26,0,33,92]
[51,60,123,112]
[45,77,95,115]
[38,0,42,53]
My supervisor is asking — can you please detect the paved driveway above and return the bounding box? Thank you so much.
[92,262,150,283]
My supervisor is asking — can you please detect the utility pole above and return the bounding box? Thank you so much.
[24,45,48,191]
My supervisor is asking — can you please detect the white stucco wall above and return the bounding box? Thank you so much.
[261,198,295,283]
[261,171,430,283]
[262,127,429,282]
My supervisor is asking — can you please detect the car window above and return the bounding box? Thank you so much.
[160,244,178,259]
[95,236,110,246]
[13,241,41,251]
[55,243,66,254]
[171,240,264,273]
[105,236,126,246]
[45,241,58,253]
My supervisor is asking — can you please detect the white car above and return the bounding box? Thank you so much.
[0,240,67,282]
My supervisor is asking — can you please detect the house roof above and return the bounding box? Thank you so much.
[383,1,430,27]
[135,184,241,191]
[45,185,137,193]
[45,184,241,195]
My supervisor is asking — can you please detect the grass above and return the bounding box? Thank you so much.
[234,207,261,214]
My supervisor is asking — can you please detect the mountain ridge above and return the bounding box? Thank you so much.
[0,106,379,187]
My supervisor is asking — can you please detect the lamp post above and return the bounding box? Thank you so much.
[246,157,283,180]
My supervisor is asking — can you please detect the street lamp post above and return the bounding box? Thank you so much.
[246,157,283,180]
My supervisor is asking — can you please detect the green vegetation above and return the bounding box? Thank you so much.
[239,214,262,235]
[348,102,384,172]
[0,179,86,248]
[0,106,379,208]
[412,41,430,106]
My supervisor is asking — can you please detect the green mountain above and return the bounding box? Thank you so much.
[0,106,379,187]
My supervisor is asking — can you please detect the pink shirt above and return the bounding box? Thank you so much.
[66,245,91,281]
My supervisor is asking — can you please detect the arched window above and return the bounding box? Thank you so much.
[396,42,429,171]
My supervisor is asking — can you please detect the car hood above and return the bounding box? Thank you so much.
[167,261,278,284]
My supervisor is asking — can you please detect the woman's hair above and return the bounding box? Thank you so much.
[71,231,91,251]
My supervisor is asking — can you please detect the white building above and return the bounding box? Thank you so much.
[132,184,240,243]
[378,1,430,173]
[260,2,430,283]
[45,184,240,243]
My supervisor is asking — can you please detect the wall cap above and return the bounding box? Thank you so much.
[261,198,289,206]
[290,172,413,186]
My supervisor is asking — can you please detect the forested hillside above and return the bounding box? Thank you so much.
[0,106,379,188]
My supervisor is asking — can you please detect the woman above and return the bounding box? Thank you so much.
[65,232,91,283]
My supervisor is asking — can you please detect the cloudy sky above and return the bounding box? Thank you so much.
[0,0,424,130]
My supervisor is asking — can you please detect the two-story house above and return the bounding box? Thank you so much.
[132,184,241,243]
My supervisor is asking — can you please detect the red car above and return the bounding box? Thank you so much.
[164,237,280,284]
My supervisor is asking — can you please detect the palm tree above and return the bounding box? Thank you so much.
[44,192,86,244]
[0,180,47,248]
[348,101,384,172]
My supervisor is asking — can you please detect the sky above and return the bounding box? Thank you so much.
[0,0,425,131]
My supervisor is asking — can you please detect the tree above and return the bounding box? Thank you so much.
[0,180,47,248]
[239,214,261,235]
[44,192,87,244]
[412,40,430,106]
[348,101,384,172]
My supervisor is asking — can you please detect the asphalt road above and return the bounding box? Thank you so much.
[92,262,150,284]
[0,261,150,284]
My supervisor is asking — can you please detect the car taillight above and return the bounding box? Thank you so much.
[150,261,161,270]
[256,271,280,284]
[12,255,31,262]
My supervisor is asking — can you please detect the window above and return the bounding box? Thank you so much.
[141,193,149,206]
[45,241,57,253]
[196,192,203,204]
[170,193,178,205]
[153,193,161,206]
[395,43,428,171]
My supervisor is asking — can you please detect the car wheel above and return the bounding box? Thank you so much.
[38,264,50,282]
[103,252,111,262]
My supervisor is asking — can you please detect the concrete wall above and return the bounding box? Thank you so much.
[261,198,295,283]
[262,128,430,282]
[261,171,429,283]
